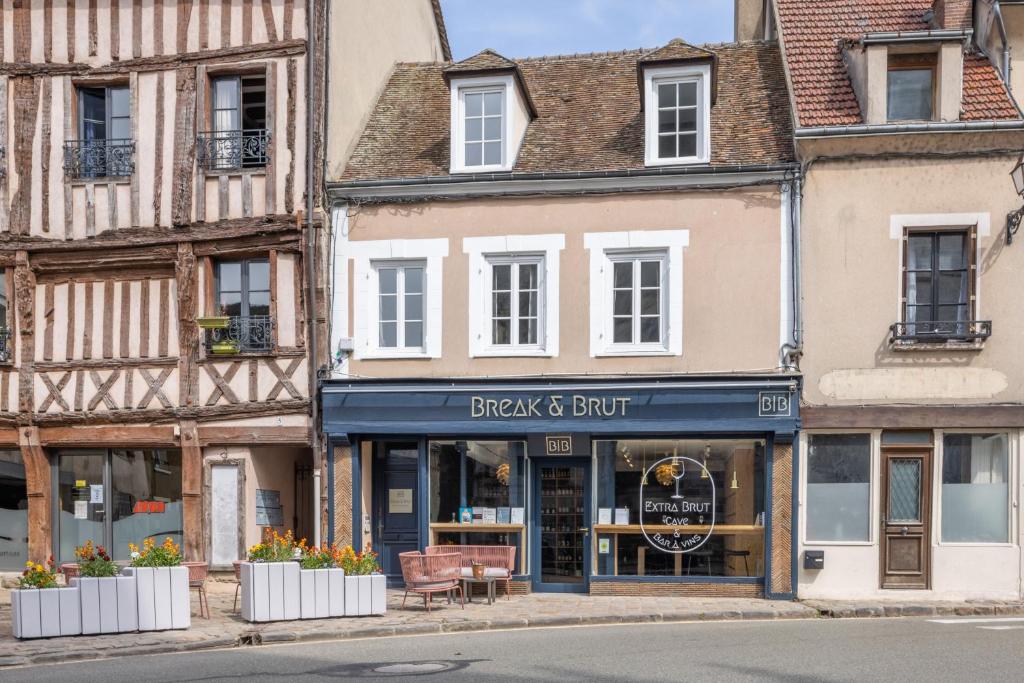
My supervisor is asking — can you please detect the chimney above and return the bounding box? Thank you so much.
[931,0,973,31]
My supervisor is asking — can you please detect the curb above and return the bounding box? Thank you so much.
[5,600,1024,668]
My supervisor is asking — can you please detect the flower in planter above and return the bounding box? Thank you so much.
[338,543,382,575]
[129,537,182,568]
[18,556,58,589]
[75,540,119,578]
[248,529,301,562]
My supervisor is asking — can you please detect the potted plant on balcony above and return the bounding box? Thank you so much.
[339,544,386,616]
[122,537,190,631]
[240,530,302,622]
[10,557,82,639]
[72,540,138,634]
[298,542,347,619]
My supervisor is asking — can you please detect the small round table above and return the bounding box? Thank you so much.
[461,576,497,605]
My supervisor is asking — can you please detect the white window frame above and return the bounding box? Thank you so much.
[643,63,711,167]
[607,251,668,349]
[450,75,515,174]
[372,260,426,353]
[350,238,448,360]
[934,429,1016,548]
[800,431,878,547]
[464,234,564,358]
[584,230,688,357]
[486,255,544,351]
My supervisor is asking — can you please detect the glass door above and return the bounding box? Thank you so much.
[533,460,591,593]
[56,451,108,563]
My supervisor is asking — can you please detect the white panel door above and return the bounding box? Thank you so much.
[211,465,240,567]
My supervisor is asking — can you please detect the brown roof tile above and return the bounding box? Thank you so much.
[775,0,1020,127]
[638,38,716,64]
[341,42,795,182]
[443,49,518,74]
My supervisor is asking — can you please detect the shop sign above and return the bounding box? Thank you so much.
[470,394,631,419]
[545,435,572,456]
[639,456,715,554]
[388,488,413,514]
[132,501,166,514]
[758,390,792,417]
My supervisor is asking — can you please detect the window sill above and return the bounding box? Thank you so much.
[595,346,676,358]
[67,175,132,185]
[201,167,268,177]
[201,350,279,360]
[450,163,512,174]
[935,541,1014,548]
[359,350,433,361]
[802,540,874,547]
[643,156,709,168]
[890,340,986,352]
[472,348,554,358]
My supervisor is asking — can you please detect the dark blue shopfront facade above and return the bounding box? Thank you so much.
[322,376,801,599]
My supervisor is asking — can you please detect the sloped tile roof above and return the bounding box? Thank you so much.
[341,42,795,182]
[638,38,716,64]
[774,0,1020,127]
[443,49,518,74]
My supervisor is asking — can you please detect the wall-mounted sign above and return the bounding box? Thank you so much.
[388,488,413,514]
[545,435,572,456]
[639,456,716,554]
[255,489,284,527]
[758,390,793,417]
[471,395,631,419]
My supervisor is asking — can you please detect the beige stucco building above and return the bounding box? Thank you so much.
[323,37,803,598]
[773,0,1024,600]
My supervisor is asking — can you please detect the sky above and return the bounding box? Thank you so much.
[439,0,735,61]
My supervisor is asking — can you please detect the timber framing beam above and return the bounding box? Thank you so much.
[197,426,309,446]
[802,405,1024,429]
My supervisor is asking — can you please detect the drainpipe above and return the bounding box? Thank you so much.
[779,174,803,371]
[306,0,321,547]
[994,1,1011,83]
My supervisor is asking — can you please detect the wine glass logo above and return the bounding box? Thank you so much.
[670,457,685,499]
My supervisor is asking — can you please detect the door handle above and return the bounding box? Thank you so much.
[901,526,908,536]
[578,527,590,534]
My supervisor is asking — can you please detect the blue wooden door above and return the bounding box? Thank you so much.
[373,444,420,581]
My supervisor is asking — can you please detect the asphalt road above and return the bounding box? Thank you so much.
[5,616,1024,682]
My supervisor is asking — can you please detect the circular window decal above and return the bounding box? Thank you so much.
[639,455,716,554]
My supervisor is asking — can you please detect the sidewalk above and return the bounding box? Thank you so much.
[1,579,1023,669]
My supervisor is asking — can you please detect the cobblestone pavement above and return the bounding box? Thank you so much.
[2,577,1023,669]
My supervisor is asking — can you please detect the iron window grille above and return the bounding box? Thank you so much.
[203,315,275,354]
[0,328,10,363]
[890,320,992,344]
[196,129,270,170]
[63,139,135,178]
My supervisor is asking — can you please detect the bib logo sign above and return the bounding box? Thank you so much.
[639,455,715,554]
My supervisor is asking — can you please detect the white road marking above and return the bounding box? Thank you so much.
[929,617,1024,625]
[978,626,1024,631]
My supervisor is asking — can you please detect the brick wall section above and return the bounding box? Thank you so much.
[334,445,353,546]
[770,443,793,596]
[933,0,972,30]
[590,582,763,598]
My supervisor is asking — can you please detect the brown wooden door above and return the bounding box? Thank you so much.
[881,450,931,589]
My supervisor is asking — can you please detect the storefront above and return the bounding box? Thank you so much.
[323,376,800,599]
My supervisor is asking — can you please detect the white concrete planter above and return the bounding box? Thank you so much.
[10,587,81,639]
[344,574,387,616]
[299,567,346,619]
[122,566,191,631]
[240,561,301,622]
[74,576,139,635]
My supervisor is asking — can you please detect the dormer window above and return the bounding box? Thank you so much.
[643,64,710,166]
[887,53,936,121]
[462,88,504,168]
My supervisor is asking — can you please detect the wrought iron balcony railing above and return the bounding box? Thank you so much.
[0,327,10,363]
[196,129,270,170]
[890,320,992,344]
[63,139,135,178]
[203,315,275,354]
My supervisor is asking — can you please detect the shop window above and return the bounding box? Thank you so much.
[941,434,1008,543]
[56,449,183,562]
[0,449,28,570]
[806,434,871,542]
[65,84,134,178]
[887,53,935,122]
[210,259,274,353]
[429,441,525,552]
[374,261,425,352]
[198,74,269,170]
[594,439,765,577]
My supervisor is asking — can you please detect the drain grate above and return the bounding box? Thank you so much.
[238,633,262,646]
[372,662,452,675]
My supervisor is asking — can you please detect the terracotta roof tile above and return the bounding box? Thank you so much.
[774,0,1020,127]
[341,42,795,182]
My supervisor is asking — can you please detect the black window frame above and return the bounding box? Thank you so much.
[214,258,271,319]
[901,228,974,340]
[209,258,274,354]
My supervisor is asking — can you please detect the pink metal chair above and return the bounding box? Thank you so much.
[426,545,516,600]
[182,561,210,619]
[398,551,464,612]
[232,560,243,613]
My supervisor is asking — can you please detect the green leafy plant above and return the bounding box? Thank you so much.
[75,540,119,577]
[248,530,299,563]
[129,537,182,567]
[18,556,58,589]
[338,544,381,575]
[299,543,339,570]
